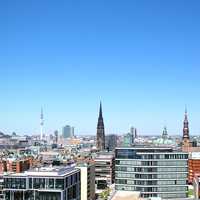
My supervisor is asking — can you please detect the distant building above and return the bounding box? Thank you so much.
[153,127,176,146]
[105,134,117,151]
[0,158,32,173]
[71,127,75,138]
[94,153,115,193]
[77,162,95,200]
[54,130,58,144]
[181,109,200,152]
[3,165,80,200]
[62,125,74,138]
[96,102,105,151]
[122,133,134,147]
[182,108,192,148]
[115,146,188,199]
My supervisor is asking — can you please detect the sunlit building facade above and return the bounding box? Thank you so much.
[3,165,80,200]
[115,147,188,199]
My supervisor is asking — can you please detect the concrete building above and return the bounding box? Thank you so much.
[3,165,80,200]
[76,162,95,200]
[94,153,115,193]
[115,146,188,199]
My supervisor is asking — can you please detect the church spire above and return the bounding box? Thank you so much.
[183,107,189,140]
[99,101,103,118]
[96,101,105,151]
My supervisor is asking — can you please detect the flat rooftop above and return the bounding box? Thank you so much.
[4,164,79,177]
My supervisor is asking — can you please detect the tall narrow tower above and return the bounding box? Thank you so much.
[182,107,191,148]
[40,107,44,140]
[96,102,105,151]
[183,107,189,140]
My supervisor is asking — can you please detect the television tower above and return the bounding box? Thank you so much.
[40,107,44,140]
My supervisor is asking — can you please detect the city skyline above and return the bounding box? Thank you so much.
[1,1,200,134]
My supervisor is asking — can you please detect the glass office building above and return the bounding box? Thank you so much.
[3,165,80,200]
[115,147,188,199]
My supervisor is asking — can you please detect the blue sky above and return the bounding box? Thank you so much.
[0,0,200,135]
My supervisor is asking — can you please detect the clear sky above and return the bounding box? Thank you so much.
[0,0,200,136]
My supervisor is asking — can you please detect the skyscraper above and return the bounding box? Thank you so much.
[71,126,75,138]
[96,102,105,151]
[62,125,71,138]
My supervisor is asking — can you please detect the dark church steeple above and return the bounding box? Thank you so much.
[96,102,105,151]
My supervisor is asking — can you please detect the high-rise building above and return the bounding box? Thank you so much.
[122,133,134,147]
[130,126,138,139]
[62,125,74,138]
[62,125,72,138]
[115,146,188,199]
[77,162,95,200]
[105,134,117,151]
[96,102,105,151]
[71,126,75,138]
[3,165,80,200]
[54,130,58,144]
[94,153,115,193]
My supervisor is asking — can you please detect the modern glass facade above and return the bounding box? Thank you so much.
[3,167,81,200]
[115,147,188,199]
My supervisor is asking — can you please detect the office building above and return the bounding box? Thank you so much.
[94,153,115,193]
[77,162,95,200]
[3,165,80,200]
[115,147,188,199]
[62,125,74,138]
[96,102,105,151]
[130,126,137,139]
[105,134,117,151]
[71,127,75,138]
[122,133,134,147]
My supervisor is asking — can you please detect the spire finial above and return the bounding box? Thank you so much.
[99,101,102,118]
[184,105,188,121]
[185,105,187,115]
